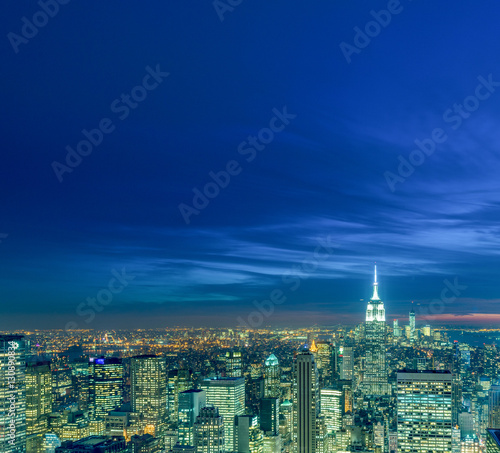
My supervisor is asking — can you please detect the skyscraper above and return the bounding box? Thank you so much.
[264,354,280,399]
[339,346,353,381]
[69,359,89,412]
[393,319,402,338]
[260,398,279,435]
[178,389,206,446]
[363,265,389,395]
[490,383,500,430]
[235,414,264,453]
[193,406,225,453]
[225,351,242,378]
[397,370,453,453]
[0,335,27,453]
[315,342,334,388]
[26,361,52,453]
[130,355,167,439]
[320,387,342,435]
[294,349,319,453]
[88,357,123,421]
[168,369,194,423]
[200,377,245,451]
[409,304,416,342]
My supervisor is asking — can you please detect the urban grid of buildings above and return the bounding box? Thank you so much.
[1,266,500,452]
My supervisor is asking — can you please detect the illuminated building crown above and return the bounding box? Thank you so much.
[366,264,385,322]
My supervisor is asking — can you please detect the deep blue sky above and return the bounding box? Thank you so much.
[2,1,500,330]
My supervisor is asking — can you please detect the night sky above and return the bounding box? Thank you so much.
[2,1,500,330]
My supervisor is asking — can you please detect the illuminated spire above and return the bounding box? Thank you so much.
[310,339,318,353]
[371,263,380,301]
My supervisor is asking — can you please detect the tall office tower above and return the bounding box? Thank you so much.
[280,400,293,444]
[0,335,27,453]
[409,305,416,342]
[320,387,342,435]
[294,349,319,453]
[393,319,400,337]
[247,375,265,415]
[314,417,329,453]
[88,357,123,421]
[397,370,453,453]
[363,265,389,396]
[193,406,225,453]
[339,347,353,381]
[131,355,167,439]
[315,342,334,388]
[460,346,471,371]
[26,361,52,453]
[264,354,280,399]
[489,383,500,429]
[225,351,242,378]
[235,415,264,452]
[423,325,431,337]
[178,389,206,446]
[452,375,462,426]
[333,346,342,382]
[487,429,500,452]
[168,369,194,423]
[200,377,245,451]
[51,356,72,408]
[339,380,353,414]
[404,325,411,340]
[260,398,279,435]
[70,359,89,411]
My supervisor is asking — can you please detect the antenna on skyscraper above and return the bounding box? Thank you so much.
[371,262,380,301]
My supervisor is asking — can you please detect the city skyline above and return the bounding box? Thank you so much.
[2,2,500,329]
[3,2,500,452]
[2,323,500,452]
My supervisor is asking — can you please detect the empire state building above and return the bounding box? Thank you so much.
[362,265,390,396]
